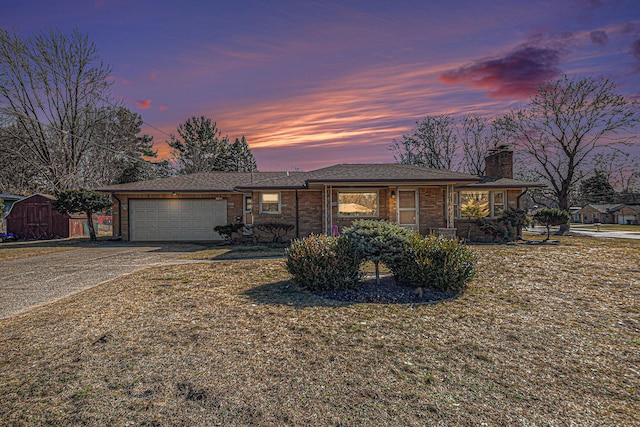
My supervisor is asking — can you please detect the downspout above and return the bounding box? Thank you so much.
[111,192,122,240]
[516,187,529,209]
[295,189,299,239]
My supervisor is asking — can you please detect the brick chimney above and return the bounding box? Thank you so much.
[484,145,513,178]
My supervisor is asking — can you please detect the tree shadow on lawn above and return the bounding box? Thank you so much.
[244,275,461,309]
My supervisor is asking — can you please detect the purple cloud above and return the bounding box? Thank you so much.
[590,30,609,46]
[631,39,640,61]
[439,46,562,99]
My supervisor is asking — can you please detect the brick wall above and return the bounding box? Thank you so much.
[419,188,446,234]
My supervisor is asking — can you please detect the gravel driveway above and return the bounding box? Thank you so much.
[0,243,204,319]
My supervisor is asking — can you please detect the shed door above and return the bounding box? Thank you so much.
[129,199,227,241]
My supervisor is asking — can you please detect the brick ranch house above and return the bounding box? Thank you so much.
[98,148,543,242]
[574,203,640,225]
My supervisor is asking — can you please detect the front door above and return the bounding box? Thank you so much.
[397,189,418,230]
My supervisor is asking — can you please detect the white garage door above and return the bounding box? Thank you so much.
[130,199,227,241]
[618,215,635,224]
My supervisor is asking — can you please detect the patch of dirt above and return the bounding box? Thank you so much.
[314,274,458,304]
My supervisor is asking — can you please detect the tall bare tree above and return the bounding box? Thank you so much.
[459,114,504,175]
[0,29,129,192]
[498,75,640,232]
[390,115,458,170]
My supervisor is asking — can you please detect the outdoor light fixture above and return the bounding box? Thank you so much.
[390,190,396,198]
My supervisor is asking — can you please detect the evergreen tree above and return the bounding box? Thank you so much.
[168,117,258,174]
[169,116,230,174]
[579,171,616,204]
[228,136,258,172]
[53,189,111,241]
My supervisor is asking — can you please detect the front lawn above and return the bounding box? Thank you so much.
[0,237,638,425]
[180,242,287,260]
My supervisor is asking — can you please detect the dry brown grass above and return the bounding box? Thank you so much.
[0,236,638,426]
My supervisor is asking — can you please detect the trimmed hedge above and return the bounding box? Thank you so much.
[285,234,362,291]
[391,233,476,292]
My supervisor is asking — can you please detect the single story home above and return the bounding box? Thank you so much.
[97,148,544,242]
[574,204,624,224]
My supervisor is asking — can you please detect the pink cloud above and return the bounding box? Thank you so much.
[439,46,562,99]
[158,105,168,111]
[150,71,157,81]
[136,99,152,109]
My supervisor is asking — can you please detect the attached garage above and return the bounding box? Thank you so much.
[129,199,227,241]
[618,215,636,225]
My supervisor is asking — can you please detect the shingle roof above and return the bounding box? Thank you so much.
[236,163,482,189]
[458,176,546,189]
[96,172,292,193]
[0,193,24,201]
[96,164,544,193]
[579,203,625,213]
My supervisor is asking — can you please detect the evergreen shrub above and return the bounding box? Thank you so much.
[285,234,362,291]
[392,233,476,292]
[341,219,413,284]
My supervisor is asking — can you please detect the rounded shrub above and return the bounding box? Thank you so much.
[341,219,414,284]
[392,233,476,292]
[285,234,362,291]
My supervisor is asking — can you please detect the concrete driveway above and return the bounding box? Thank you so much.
[0,242,204,319]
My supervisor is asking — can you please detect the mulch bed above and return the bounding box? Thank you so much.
[314,274,458,304]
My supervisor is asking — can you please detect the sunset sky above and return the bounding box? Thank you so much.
[2,0,639,171]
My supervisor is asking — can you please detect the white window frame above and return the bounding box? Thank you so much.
[455,190,506,218]
[259,192,281,214]
[491,191,506,217]
[337,190,379,218]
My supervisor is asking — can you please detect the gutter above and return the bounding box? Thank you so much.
[295,189,299,239]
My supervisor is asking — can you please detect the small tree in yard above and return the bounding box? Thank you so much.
[342,220,413,285]
[499,208,531,241]
[533,208,570,241]
[53,189,111,241]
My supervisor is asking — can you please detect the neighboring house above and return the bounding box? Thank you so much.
[570,207,582,223]
[614,205,640,225]
[98,148,544,242]
[1,193,23,233]
[574,204,624,224]
[5,194,86,240]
